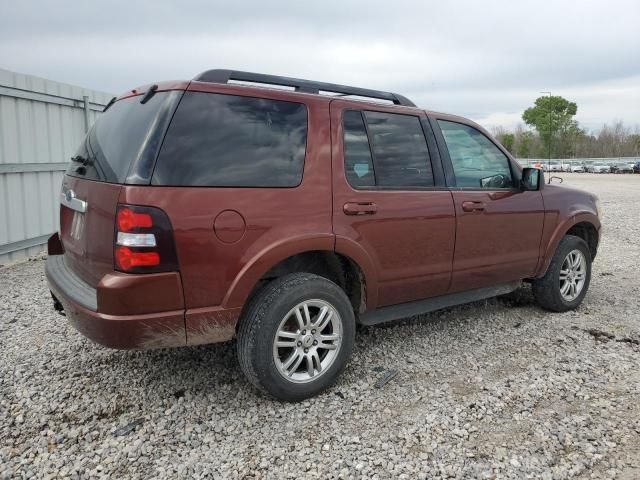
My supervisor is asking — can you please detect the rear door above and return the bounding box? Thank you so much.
[330,100,456,307]
[431,117,544,292]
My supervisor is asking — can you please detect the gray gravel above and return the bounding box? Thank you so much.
[1,174,640,479]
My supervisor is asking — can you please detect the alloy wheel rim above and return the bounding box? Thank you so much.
[272,299,342,383]
[559,249,587,301]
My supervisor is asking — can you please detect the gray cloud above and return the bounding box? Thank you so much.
[1,0,638,131]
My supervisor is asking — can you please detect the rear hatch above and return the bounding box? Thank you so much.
[59,89,182,287]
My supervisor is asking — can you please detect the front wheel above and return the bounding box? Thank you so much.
[237,273,355,401]
[532,235,592,312]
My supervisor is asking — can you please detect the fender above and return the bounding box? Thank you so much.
[535,211,601,277]
[334,235,378,309]
[222,234,335,309]
[221,233,379,311]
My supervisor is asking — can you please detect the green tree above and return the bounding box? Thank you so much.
[495,131,515,154]
[558,123,585,158]
[522,95,577,158]
[516,130,535,158]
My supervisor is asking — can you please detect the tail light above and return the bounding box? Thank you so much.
[114,204,178,273]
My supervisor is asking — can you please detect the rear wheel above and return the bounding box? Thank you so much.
[532,235,591,312]
[237,273,355,401]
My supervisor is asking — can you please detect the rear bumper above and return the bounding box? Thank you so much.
[45,253,187,349]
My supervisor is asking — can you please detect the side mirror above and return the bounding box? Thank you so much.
[520,167,542,191]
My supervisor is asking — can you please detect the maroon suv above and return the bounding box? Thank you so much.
[46,70,601,400]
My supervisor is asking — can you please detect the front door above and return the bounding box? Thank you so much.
[432,117,544,292]
[330,100,456,307]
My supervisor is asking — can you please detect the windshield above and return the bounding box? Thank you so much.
[66,92,174,183]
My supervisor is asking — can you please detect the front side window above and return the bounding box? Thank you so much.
[438,120,513,189]
[153,92,307,187]
[342,110,434,189]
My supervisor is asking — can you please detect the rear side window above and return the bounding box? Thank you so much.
[342,110,434,189]
[343,111,375,188]
[152,92,307,187]
[67,92,174,183]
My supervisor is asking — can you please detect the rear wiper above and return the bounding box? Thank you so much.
[140,84,158,104]
[71,155,93,166]
[103,96,116,112]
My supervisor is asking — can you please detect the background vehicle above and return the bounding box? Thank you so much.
[569,163,585,173]
[634,161,640,173]
[45,70,601,401]
[610,163,633,174]
[548,163,563,172]
[587,163,611,173]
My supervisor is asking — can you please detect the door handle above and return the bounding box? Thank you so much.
[343,202,377,216]
[462,201,485,212]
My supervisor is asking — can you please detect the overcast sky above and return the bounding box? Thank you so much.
[1,0,638,132]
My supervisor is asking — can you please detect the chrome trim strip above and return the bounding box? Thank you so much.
[60,190,87,213]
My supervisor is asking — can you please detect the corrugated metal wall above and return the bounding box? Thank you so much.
[0,68,113,265]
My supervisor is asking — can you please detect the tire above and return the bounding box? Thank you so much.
[532,235,592,312]
[237,273,355,401]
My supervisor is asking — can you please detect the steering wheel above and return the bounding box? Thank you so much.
[481,173,510,189]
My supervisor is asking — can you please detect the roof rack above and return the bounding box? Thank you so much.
[193,69,416,107]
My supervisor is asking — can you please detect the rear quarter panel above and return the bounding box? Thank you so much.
[119,87,334,342]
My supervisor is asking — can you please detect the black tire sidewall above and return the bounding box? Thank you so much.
[248,275,355,401]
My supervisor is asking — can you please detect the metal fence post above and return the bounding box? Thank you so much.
[82,95,90,133]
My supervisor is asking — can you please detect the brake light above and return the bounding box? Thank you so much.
[117,208,152,232]
[115,247,160,269]
[114,204,178,273]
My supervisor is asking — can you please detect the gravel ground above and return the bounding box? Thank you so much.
[1,174,639,479]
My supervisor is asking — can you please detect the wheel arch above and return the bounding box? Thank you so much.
[222,235,376,315]
[536,212,600,277]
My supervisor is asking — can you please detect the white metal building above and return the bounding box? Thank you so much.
[0,68,113,264]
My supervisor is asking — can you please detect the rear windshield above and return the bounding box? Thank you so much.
[66,92,174,183]
[151,92,308,187]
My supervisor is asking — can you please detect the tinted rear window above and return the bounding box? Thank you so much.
[66,92,173,183]
[152,92,308,187]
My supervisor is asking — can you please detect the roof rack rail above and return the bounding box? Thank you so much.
[193,69,416,107]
